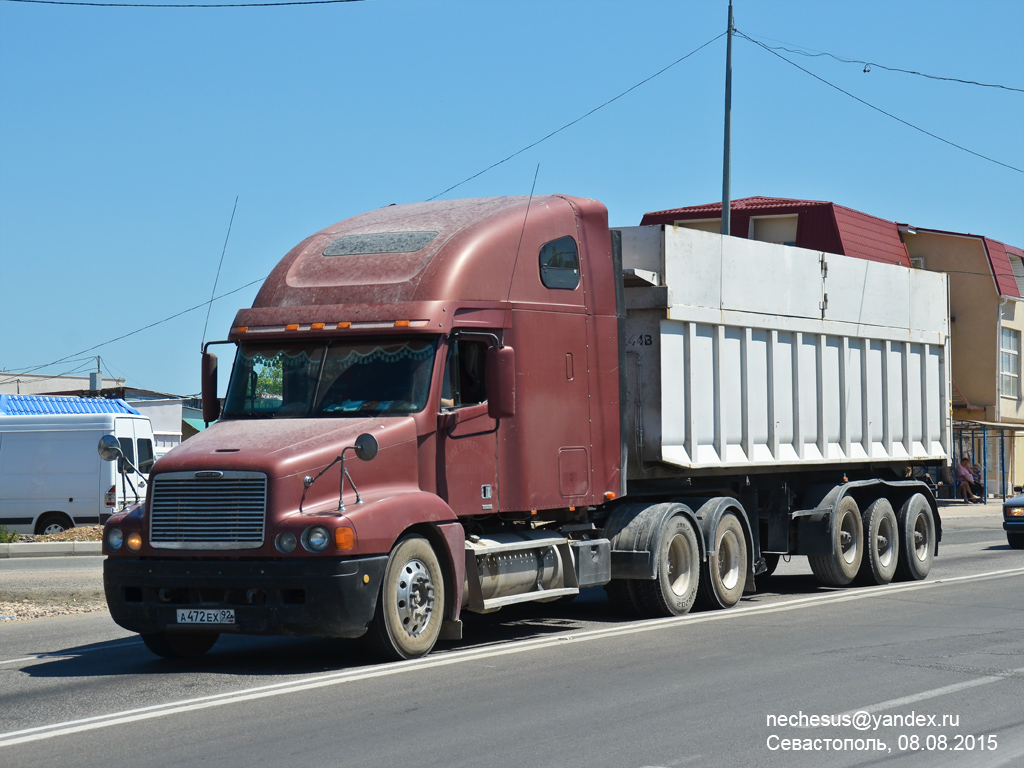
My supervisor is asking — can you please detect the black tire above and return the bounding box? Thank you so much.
[142,631,219,659]
[856,498,899,585]
[1008,533,1024,550]
[368,535,445,660]
[894,494,935,581]
[35,512,73,536]
[761,553,780,577]
[809,496,863,587]
[632,515,700,617]
[697,512,747,609]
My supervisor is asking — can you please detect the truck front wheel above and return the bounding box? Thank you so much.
[141,631,219,659]
[369,535,446,660]
[1008,532,1024,550]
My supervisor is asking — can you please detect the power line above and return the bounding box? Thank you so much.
[737,30,1023,174]
[742,32,1023,94]
[2,0,363,6]
[2,276,266,384]
[427,31,727,201]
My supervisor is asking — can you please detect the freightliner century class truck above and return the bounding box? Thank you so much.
[101,195,950,660]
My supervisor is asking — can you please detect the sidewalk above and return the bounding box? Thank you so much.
[0,541,102,558]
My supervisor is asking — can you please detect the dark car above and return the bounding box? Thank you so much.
[1001,492,1024,549]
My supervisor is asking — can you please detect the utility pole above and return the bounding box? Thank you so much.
[721,0,734,236]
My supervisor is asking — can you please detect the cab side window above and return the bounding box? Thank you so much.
[539,236,580,290]
[441,340,487,409]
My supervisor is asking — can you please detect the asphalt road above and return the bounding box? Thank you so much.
[1,507,1021,768]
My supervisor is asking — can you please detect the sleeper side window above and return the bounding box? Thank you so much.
[539,236,580,290]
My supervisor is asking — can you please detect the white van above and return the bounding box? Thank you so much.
[0,395,155,535]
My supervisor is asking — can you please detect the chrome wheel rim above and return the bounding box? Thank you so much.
[666,534,693,596]
[877,515,895,568]
[395,558,435,637]
[718,528,742,591]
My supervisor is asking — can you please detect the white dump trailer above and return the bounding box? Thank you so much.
[617,225,950,475]
[602,225,949,611]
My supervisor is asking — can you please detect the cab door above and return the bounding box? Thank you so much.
[437,338,499,516]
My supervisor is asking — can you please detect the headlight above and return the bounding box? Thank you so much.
[126,532,142,552]
[303,526,331,552]
[276,531,297,553]
[1006,507,1024,518]
[106,527,123,551]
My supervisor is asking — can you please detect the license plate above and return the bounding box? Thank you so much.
[176,608,235,625]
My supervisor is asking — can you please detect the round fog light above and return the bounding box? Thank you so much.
[303,526,330,552]
[106,527,123,552]
[126,531,142,552]
[276,531,297,553]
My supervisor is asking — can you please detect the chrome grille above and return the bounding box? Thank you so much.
[150,471,267,549]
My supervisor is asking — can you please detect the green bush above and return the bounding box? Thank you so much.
[0,525,18,543]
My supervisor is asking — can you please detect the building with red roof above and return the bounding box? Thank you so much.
[643,196,1024,496]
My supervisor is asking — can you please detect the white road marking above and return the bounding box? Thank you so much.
[838,668,1024,717]
[2,566,1023,747]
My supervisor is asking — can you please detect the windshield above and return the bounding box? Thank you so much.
[223,338,437,418]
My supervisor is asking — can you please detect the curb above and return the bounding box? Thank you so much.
[0,542,103,559]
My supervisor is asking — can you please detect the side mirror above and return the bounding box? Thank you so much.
[486,346,516,419]
[353,433,378,462]
[98,434,122,462]
[202,351,221,423]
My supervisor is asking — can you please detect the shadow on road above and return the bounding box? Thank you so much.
[20,577,840,680]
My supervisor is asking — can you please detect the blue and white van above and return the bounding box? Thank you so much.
[0,395,155,535]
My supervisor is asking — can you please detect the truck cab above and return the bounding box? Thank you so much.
[103,195,623,659]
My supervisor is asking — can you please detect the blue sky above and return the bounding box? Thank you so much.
[1,0,1021,397]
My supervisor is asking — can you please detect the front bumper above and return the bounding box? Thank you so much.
[1004,518,1024,533]
[103,555,388,639]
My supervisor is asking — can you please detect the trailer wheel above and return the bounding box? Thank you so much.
[809,496,863,587]
[369,535,445,660]
[632,515,700,617]
[856,499,899,585]
[1008,533,1024,550]
[697,512,747,609]
[894,494,935,581]
[141,631,219,659]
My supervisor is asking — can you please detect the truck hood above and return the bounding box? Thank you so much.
[153,416,415,481]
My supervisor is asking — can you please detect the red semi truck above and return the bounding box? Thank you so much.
[101,195,950,659]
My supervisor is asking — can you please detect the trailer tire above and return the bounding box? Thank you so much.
[895,494,935,581]
[808,496,863,587]
[697,512,747,609]
[632,515,700,617]
[368,535,445,660]
[142,631,219,659]
[35,512,73,536]
[856,498,899,585]
[1008,533,1024,550]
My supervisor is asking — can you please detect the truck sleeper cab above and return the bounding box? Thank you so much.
[102,196,946,661]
